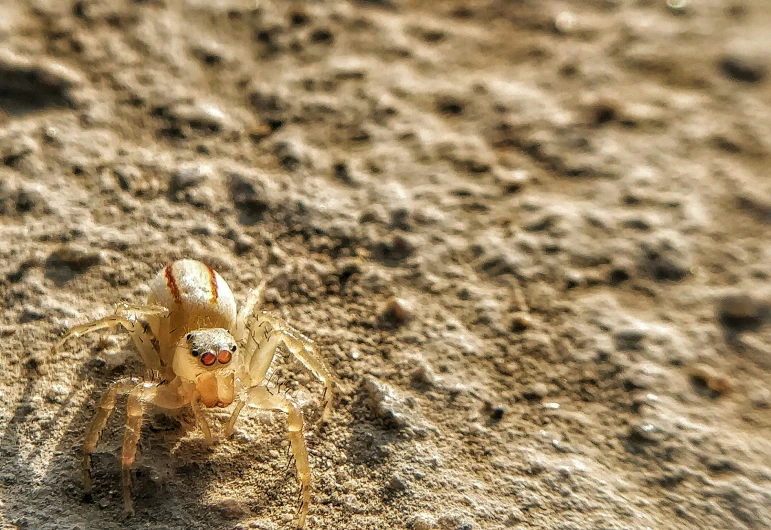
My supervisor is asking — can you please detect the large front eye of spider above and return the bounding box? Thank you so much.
[200,351,217,366]
[217,345,235,365]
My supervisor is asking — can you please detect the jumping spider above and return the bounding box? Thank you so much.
[54,259,335,528]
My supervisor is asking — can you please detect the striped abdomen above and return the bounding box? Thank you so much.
[147,260,238,355]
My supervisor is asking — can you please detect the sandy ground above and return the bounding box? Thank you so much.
[1,0,771,529]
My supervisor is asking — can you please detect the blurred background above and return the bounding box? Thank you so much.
[1,1,770,529]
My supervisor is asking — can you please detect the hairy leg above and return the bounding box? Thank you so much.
[190,397,214,445]
[252,313,335,420]
[235,386,311,528]
[82,377,140,495]
[234,279,267,342]
[120,382,186,514]
[54,304,168,371]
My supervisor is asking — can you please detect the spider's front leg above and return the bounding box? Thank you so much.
[231,386,311,528]
[235,312,335,423]
[54,303,168,371]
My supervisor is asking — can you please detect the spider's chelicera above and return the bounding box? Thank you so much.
[54,259,335,528]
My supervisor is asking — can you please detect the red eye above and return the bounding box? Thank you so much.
[200,352,217,366]
[217,349,232,364]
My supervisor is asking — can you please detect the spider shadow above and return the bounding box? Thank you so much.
[0,352,309,530]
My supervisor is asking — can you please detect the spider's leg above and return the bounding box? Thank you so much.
[240,386,311,529]
[226,318,281,435]
[83,377,139,495]
[234,280,267,341]
[120,382,185,514]
[190,397,214,445]
[83,377,183,510]
[54,304,168,371]
[256,314,336,420]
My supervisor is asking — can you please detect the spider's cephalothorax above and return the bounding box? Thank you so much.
[54,259,335,528]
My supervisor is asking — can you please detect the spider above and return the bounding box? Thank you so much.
[53,259,335,528]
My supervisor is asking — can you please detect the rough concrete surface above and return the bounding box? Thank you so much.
[1,0,771,529]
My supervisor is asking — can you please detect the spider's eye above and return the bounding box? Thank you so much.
[191,349,200,357]
[230,344,237,352]
[186,333,193,341]
[200,352,217,366]
[217,349,232,364]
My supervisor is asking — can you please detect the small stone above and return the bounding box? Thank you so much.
[215,498,248,518]
[388,473,409,491]
[332,161,360,187]
[719,54,767,84]
[509,311,533,332]
[229,171,274,223]
[374,234,416,262]
[362,376,434,433]
[437,512,477,530]
[410,362,436,388]
[49,243,104,271]
[506,507,525,524]
[45,384,69,404]
[390,207,411,230]
[272,138,305,171]
[20,304,46,323]
[170,164,211,192]
[717,291,768,328]
[166,101,230,132]
[689,363,731,397]
[488,405,505,421]
[614,325,648,350]
[749,386,771,409]
[410,513,436,530]
[639,232,692,281]
[627,421,666,444]
[16,184,50,215]
[382,297,414,325]
[523,382,548,400]
[113,164,142,191]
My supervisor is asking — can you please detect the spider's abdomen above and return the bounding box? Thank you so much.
[148,259,237,337]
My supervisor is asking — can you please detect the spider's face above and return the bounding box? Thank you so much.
[174,328,239,408]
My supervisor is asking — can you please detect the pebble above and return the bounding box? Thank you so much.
[45,384,69,404]
[228,171,274,222]
[166,101,231,132]
[388,472,409,491]
[15,183,50,215]
[49,244,105,270]
[522,382,548,400]
[749,386,771,409]
[363,376,434,434]
[509,311,533,332]
[410,362,437,387]
[719,53,767,84]
[627,421,666,444]
[717,291,768,328]
[216,498,249,518]
[374,234,416,262]
[410,513,437,530]
[382,297,414,325]
[170,163,211,192]
[272,138,307,172]
[614,325,647,350]
[20,304,46,323]
[639,231,692,281]
[689,363,732,396]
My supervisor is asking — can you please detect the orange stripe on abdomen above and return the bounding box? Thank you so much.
[205,264,219,305]
[164,264,182,304]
